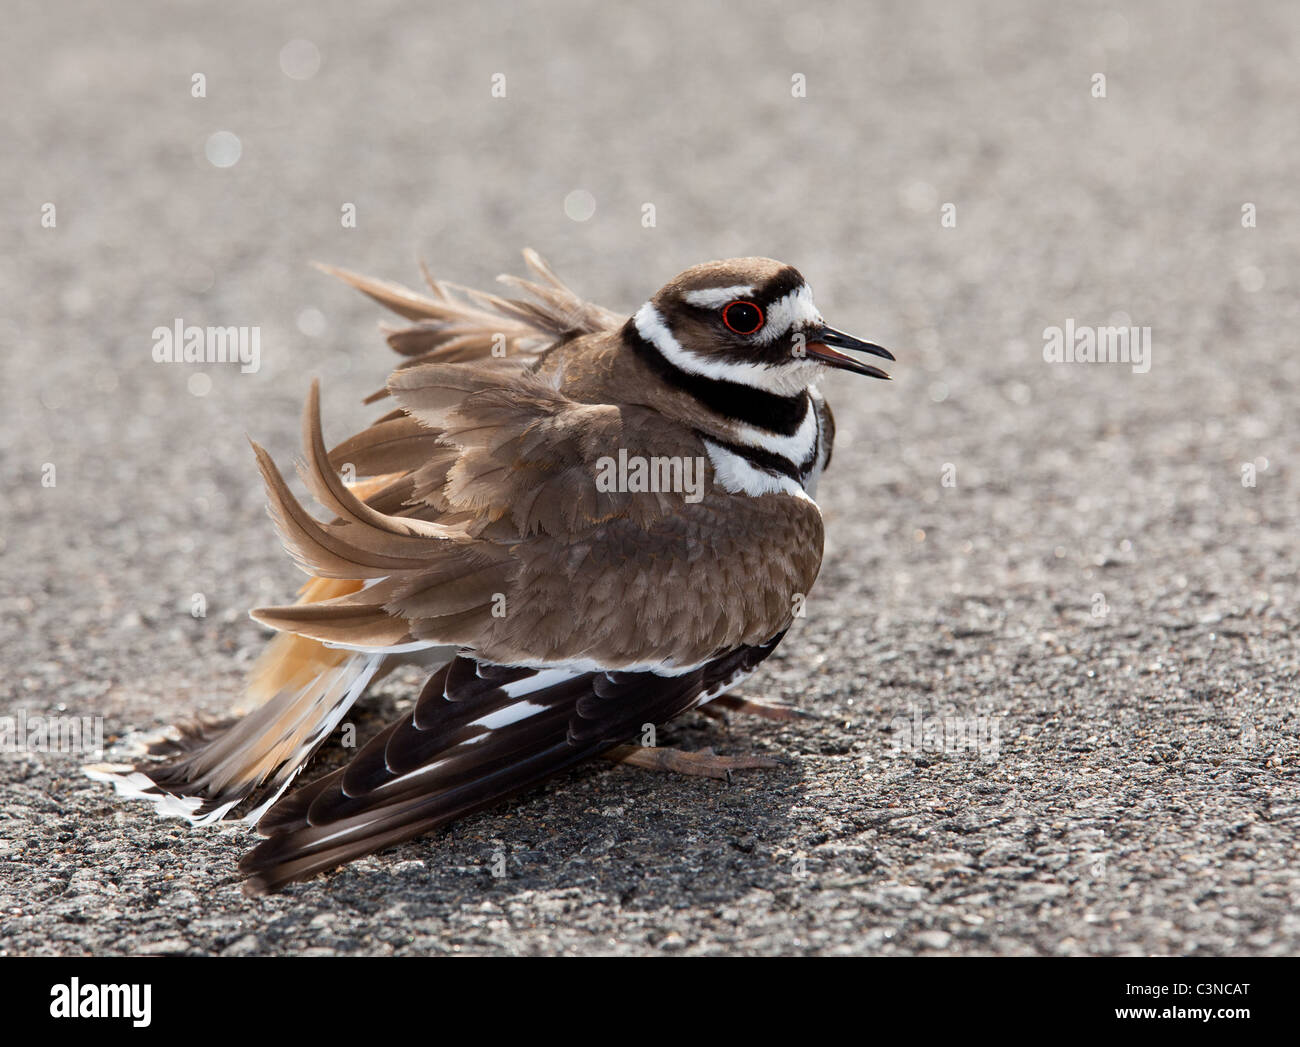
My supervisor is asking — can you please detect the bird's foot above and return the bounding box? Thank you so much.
[604,744,779,782]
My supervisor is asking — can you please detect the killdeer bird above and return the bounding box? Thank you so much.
[87,250,892,893]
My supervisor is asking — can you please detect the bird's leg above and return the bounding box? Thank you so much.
[604,744,779,782]
[701,694,806,722]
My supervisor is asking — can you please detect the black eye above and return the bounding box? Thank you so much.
[722,300,764,335]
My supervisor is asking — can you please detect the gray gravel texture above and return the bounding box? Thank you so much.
[2,0,1298,956]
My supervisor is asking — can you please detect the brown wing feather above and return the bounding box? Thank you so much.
[251,371,822,668]
[317,249,620,402]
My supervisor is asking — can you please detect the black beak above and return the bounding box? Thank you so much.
[804,325,894,380]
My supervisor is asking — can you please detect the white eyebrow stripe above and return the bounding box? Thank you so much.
[754,284,822,345]
[682,285,756,308]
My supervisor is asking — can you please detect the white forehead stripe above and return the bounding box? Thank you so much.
[682,285,756,308]
[755,283,822,345]
[633,301,821,394]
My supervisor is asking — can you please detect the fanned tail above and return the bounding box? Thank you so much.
[84,579,388,825]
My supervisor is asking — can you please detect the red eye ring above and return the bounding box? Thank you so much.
[722,300,765,335]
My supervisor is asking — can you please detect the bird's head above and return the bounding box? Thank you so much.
[628,257,892,396]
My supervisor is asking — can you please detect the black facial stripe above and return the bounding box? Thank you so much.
[698,327,813,368]
[678,267,811,367]
[624,319,811,436]
[754,266,806,306]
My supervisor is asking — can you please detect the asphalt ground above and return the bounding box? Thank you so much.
[1,0,1298,955]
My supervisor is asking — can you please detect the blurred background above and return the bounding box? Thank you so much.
[2,1,1297,955]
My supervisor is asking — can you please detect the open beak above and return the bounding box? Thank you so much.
[804,325,894,380]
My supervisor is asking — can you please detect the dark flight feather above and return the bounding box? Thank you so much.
[240,638,783,893]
